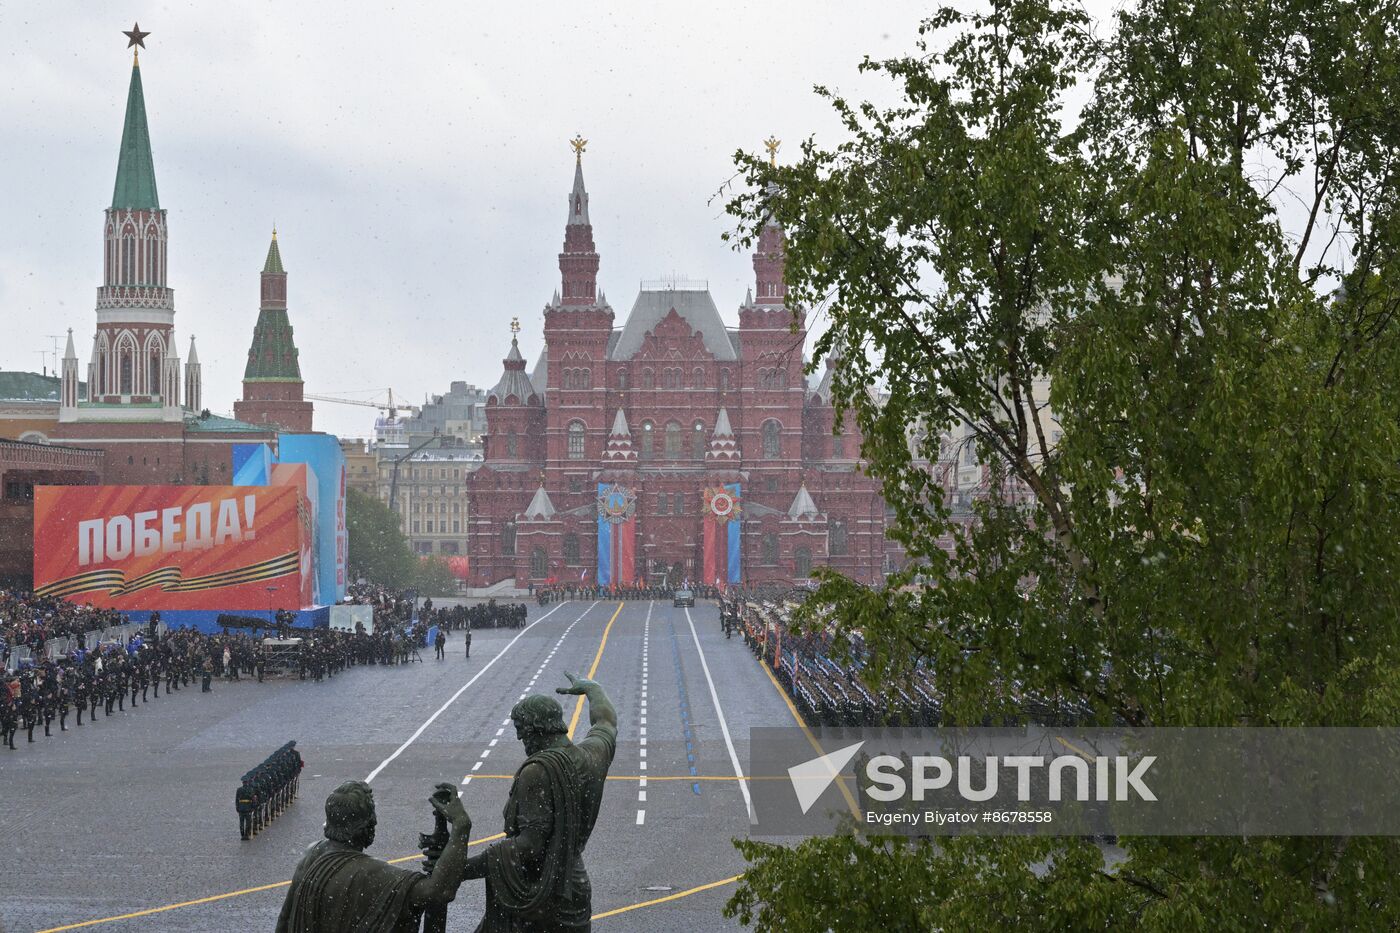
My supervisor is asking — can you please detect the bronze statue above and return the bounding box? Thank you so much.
[275,780,472,933]
[463,672,618,932]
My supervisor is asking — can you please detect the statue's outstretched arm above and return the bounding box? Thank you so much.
[556,672,617,731]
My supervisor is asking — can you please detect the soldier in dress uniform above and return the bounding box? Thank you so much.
[74,673,88,727]
[57,677,71,732]
[39,676,56,738]
[1,679,17,749]
[236,777,257,841]
[22,686,37,743]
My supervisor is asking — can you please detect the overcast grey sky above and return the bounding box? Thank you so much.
[3,2,1120,439]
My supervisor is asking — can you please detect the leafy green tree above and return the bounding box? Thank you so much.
[345,487,415,588]
[725,0,1400,927]
[413,556,460,598]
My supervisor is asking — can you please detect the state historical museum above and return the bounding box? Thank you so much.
[467,146,894,588]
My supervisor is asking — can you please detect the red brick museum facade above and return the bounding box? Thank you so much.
[465,153,895,588]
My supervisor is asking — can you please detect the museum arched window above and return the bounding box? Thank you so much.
[618,368,629,389]
[640,421,654,460]
[832,433,845,459]
[505,430,518,458]
[720,369,731,391]
[531,547,548,578]
[567,421,586,460]
[761,420,781,459]
[829,519,848,556]
[563,534,580,564]
[692,367,705,390]
[692,421,706,459]
[664,421,683,458]
[795,547,812,578]
[501,522,516,556]
[761,532,778,565]
[641,369,654,390]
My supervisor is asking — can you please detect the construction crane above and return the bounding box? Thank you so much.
[305,388,402,420]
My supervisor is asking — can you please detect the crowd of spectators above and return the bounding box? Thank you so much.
[0,586,430,752]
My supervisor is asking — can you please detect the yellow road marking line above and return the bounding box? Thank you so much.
[591,874,744,920]
[37,830,738,931]
[33,833,508,933]
[43,604,747,932]
[567,601,623,739]
[758,656,863,818]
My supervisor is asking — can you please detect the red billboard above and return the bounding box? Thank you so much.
[33,485,313,610]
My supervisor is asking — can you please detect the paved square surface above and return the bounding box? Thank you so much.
[0,599,793,933]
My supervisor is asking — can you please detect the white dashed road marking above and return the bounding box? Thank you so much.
[365,600,572,783]
[637,601,652,824]
[462,602,596,785]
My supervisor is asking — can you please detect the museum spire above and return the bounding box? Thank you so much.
[559,136,600,306]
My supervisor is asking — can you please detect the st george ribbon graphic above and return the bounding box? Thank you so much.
[36,550,300,600]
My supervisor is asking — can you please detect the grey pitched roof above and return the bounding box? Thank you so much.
[787,484,821,520]
[610,286,738,361]
[610,408,630,435]
[811,364,834,403]
[713,407,734,437]
[488,337,540,404]
[523,485,557,520]
[530,351,547,389]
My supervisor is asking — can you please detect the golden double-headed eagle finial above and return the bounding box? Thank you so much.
[763,136,781,166]
[510,316,521,335]
[570,135,588,162]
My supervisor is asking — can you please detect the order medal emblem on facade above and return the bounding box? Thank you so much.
[596,483,637,524]
[704,486,741,524]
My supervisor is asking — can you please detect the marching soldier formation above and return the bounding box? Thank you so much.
[734,594,1094,728]
[533,583,727,605]
[0,586,447,754]
[237,741,305,840]
[732,595,944,727]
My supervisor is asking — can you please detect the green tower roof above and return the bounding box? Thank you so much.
[244,308,303,381]
[263,232,284,273]
[112,61,160,210]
